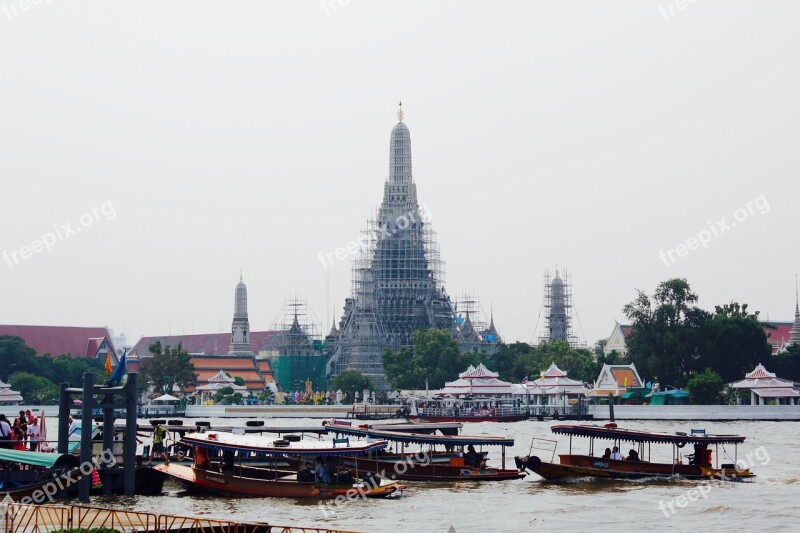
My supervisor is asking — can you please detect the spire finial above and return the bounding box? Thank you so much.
[240,269,243,282]
[397,101,404,122]
[796,273,799,312]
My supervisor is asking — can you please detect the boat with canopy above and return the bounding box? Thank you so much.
[322,420,526,481]
[515,423,756,480]
[153,431,404,498]
[0,449,84,500]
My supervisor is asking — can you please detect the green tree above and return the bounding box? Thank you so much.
[140,343,197,394]
[213,385,235,404]
[0,335,47,381]
[383,329,477,390]
[10,371,57,403]
[233,376,245,386]
[624,279,708,387]
[331,370,373,402]
[772,343,800,381]
[686,368,724,404]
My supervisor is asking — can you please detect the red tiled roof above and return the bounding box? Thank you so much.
[192,358,256,369]
[0,325,116,358]
[129,331,283,357]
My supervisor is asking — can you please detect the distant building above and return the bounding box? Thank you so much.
[729,363,799,405]
[437,364,515,398]
[514,363,589,407]
[588,363,643,399]
[0,379,23,405]
[196,369,249,404]
[603,322,632,356]
[0,325,118,363]
[327,105,497,390]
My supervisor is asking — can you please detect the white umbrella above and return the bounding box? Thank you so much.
[152,394,180,402]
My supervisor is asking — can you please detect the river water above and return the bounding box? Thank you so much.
[88,418,800,532]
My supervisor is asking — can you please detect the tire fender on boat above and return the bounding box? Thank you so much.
[676,442,686,448]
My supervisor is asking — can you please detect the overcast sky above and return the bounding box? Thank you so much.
[1,1,798,349]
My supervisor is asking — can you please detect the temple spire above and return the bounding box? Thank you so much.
[397,101,404,122]
[229,274,252,355]
[790,274,800,346]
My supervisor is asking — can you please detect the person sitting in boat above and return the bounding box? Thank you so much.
[298,462,315,482]
[464,445,481,467]
[314,457,331,483]
[602,448,612,459]
[610,446,624,460]
[691,443,710,466]
[194,446,210,470]
[626,449,640,462]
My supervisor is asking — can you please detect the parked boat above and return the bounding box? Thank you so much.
[0,449,85,501]
[322,420,526,481]
[406,398,528,423]
[515,423,756,481]
[153,431,404,498]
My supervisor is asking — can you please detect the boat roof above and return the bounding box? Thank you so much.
[181,431,389,456]
[324,420,514,447]
[361,421,463,435]
[0,449,80,469]
[550,424,746,445]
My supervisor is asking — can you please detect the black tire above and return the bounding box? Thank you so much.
[273,439,290,447]
[283,434,302,442]
[195,421,211,428]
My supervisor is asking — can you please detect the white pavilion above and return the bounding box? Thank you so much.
[729,363,799,405]
[196,369,248,404]
[512,362,589,407]
[437,364,515,398]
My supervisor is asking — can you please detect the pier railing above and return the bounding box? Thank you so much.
[2,503,362,533]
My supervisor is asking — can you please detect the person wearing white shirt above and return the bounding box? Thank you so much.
[610,446,624,460]
[27,418,40,451]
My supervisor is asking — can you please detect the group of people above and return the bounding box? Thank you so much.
[602,446,640,462]
[0,410,41,451]
[299,456,336,483]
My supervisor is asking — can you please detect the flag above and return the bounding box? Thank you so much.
[104,353,112,376]
[109,351,127,385]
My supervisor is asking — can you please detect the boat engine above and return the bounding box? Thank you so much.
[513,455,541,472]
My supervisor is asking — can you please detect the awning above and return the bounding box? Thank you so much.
[0,449,80,469]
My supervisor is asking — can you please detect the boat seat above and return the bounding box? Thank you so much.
[690,429,706,436]
[333,438,349,447]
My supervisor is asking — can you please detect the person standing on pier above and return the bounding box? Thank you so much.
[149,423,170,464]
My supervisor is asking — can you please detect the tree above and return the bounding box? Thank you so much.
[233,376,245,386]
[139,343,197,394]
[772,343,800,381]
[10,371,57,403]
[0,335,46,381]
[383,329,477,390]
[686,368,724,404]
[331,370,373,402]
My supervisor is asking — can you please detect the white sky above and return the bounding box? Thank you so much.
[1,1,798,348]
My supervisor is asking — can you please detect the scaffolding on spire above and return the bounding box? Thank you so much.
[537,268,585,348]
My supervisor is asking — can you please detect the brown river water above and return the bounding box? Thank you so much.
[85,418,800,532]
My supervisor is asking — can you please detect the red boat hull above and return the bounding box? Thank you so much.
[154,463,402,499]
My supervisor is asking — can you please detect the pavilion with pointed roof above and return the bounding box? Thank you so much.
[512,362,589,407]
[436,364,515,397]
[0,379,23,405]
[729,363,799,405]
[195,369,248,404]
[588,363,644,399]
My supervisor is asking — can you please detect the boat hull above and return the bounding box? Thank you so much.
[154,463,402,499]
[517,454,754,481]
[337,456,526,482]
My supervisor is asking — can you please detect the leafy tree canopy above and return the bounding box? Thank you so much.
[331,369,374,401]
[140,343,198,394]
[686,368,724,404]
[383,329,478,390]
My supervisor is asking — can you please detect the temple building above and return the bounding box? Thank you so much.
[729,363,799,405]
[0,325,118,363]
[327,105,496,390]
[513,363,589,406]
[228,273,252,355]
[130,275,277,394]
[538,268,584,348]
[0,379,23,405]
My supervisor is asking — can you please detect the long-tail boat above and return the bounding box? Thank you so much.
[515,423,756,481]
[0,449,86,501]
[322,420,526,482]
[153,431,404,498]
